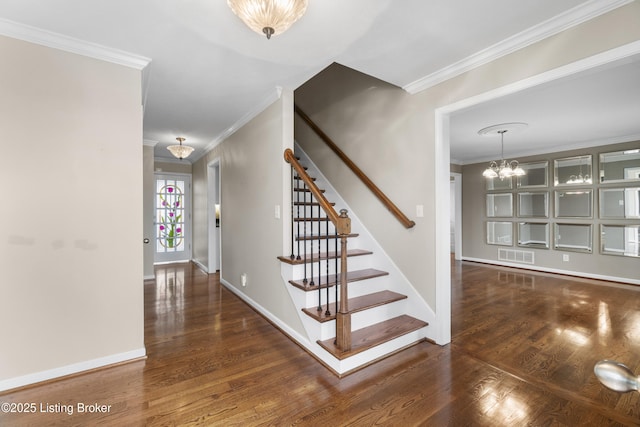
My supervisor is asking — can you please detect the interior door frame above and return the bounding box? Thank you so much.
[207,159,221,272]
[434,41,640,346]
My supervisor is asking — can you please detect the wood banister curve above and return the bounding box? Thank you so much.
[294,105,416,229]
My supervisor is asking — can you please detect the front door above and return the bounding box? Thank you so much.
[154,174,191,264]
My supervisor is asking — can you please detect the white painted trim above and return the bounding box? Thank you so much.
[143,139,159,147]
[0,18,151,70]
[154,156,194,166]
[434,40,640,350]
[457,132,640,165]
[197,87,284,161]
[0,348,146,392]
[434,112,452,345]
[219,277,330,366]
[462,256,640,286]
[144,274,156,281]
[451,172,463,261]
[437,40,640,116]
[192,259,209,274]
[153,260,190,265]
[207,158,221,273]
[281,89,295,257]
[404,0,633,94]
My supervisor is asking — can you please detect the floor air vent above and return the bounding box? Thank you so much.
[498,248,534,264]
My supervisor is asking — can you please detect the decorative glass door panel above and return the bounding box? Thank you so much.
[155,174,191,263]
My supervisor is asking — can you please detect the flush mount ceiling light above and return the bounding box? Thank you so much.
[479,123,528,179]
[227,0,308,39]
[167,137,195,160]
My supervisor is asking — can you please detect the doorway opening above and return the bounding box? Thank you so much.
[208,160,221,272]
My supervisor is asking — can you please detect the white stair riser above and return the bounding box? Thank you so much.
[277,144,435,375]
[336,330,425,373]
[351,300,407,330]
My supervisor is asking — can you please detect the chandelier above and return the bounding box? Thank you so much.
[479,123,527,179]
[167,137,194,160]
[227,0,308,39]
[566,157,592,184]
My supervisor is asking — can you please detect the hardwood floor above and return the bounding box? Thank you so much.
[2,261,640,426]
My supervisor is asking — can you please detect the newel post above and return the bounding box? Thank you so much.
[335,209,352,352]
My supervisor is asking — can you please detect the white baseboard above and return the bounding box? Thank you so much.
[0,348,146,392]
[218,278,327,364]
[462,256,640,286]
[192,259,209,274]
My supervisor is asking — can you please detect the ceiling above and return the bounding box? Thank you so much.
[0,0,636,163]
[450,53,640,164]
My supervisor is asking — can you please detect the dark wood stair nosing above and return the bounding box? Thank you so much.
[294,217,335,222]
[302,290,407,323]
[288,268,389,291]
[293,188,325,193]
[317,315,428,360]
[294,201,335,207]
[295,233,358,241]
[277,249,372,265]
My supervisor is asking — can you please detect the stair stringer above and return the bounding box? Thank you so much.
[279,143,437,375]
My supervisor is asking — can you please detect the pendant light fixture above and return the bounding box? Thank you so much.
[167,137,195,160]
[479,123,528,179]
[227,0,308,39]
[566,156,592,184]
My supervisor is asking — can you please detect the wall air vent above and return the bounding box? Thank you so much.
[498,248,535,264]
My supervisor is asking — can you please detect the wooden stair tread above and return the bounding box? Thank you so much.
[277,249,372,265]
[294,217,334,222]
[293,188,325,193]
[296,233,358,241]
[294,201,335,206]
[289,268,388,291]
[317,315,428,360]
[302,290,406,322]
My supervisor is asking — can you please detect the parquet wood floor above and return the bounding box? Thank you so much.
[1,260,639,426]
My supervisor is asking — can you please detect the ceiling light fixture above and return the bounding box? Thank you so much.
[167,137,194,160]
[227,0,308,39]
[566,157,592,184]
[479,123,528,179]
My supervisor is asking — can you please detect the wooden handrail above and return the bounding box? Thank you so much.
[294,104,416,229]
[284,148,351,235]
[284,148,352,351]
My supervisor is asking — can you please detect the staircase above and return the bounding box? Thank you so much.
[278,144,432,376]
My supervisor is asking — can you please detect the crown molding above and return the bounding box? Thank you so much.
[403,0,633,94]
[458,132,640,166]
[143,139,159,147]
[0,18,151,70]
[195,86,284,161]
[154,156,194,166]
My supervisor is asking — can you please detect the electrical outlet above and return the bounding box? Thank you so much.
[563,254,570,262]
[241,273,248,287]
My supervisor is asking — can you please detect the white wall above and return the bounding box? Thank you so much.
[462,140,640,282]
[0,35,145,390]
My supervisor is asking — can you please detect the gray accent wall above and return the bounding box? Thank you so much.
[462,140,640,282]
